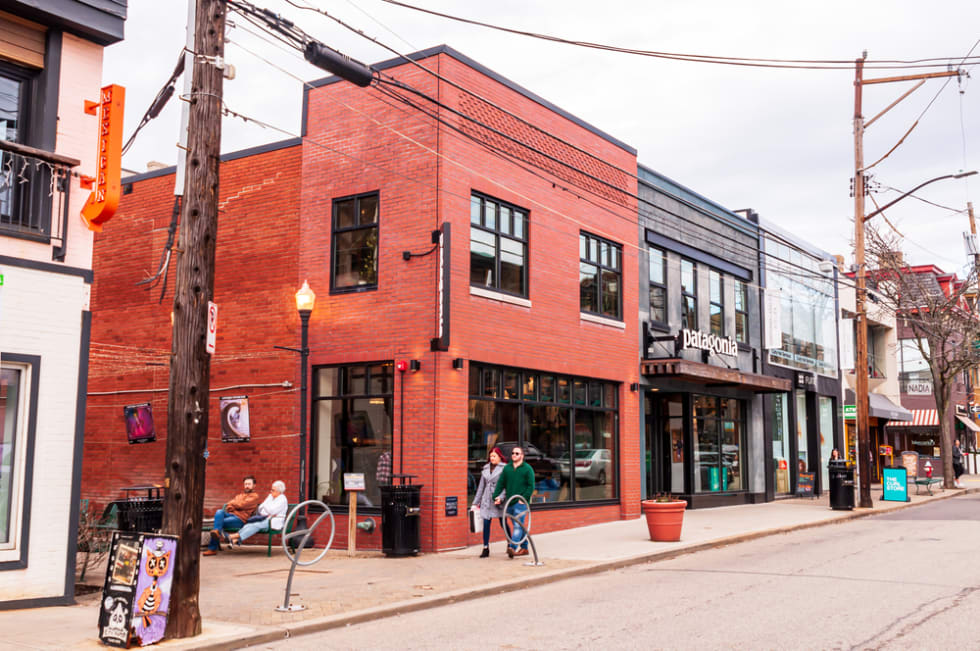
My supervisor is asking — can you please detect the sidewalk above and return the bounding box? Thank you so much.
[8,477,979,650]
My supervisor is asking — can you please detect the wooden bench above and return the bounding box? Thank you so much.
[203,504,296,557]
[913,478,943,495]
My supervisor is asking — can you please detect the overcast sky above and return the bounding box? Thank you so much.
[104,1,980,271]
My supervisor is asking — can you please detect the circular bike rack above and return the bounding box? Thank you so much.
[275,500,335,612]
[502,494,543,567]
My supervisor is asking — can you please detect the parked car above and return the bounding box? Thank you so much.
[559,448,612,484]
[469,441,561,485]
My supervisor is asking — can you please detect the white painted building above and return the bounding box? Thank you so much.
[0,1,125,607]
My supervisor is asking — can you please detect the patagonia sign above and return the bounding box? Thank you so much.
[681,329,738,357]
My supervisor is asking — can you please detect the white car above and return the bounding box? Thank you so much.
[559,449,612,484]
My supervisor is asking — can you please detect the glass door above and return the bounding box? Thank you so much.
[646,394,685,497]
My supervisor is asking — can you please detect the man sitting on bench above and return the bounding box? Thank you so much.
[229,480,288,546]
[204,475,262,555]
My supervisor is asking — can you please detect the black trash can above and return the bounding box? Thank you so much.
[118,498,164,532]
[380,483,423,556]
[828,460,855,510]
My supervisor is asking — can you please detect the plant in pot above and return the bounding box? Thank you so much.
[640,494,687,542]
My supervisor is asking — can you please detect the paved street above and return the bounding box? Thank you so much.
[256,494,980,650]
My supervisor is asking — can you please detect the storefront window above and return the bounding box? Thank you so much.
[0,366,24,545]
[772,394,791,494]
[819,396,834,489]
[899,338,932,395]
[796,391,809,473]
[312,363,393,509]
[692,395,744,493]
[764,236,838,376]
[469,363,618,504]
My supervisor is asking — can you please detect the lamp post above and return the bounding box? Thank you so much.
[294,280,315,506]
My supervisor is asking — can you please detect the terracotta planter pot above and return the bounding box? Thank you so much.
[641,499,688,542]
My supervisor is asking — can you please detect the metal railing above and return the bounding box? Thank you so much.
[0,139,80,261]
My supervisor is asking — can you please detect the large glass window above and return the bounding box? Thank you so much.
[470,193,528,296]
[0,361,32,556]
[648,246,667,324]
[771,394,791,494]
[580,232,622,319]
[764,236,838,376]
[692,395,744,493]
[818,396,834,489]
[681,259,697,330]
[469,363,618,504]
[734,280,749,344]
[331,192,379,291]
[313,363,393,508]
[709,269,724,337]
[796,391,809,474]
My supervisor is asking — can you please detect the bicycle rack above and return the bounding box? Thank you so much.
[503,494,544,567]
[275,500,335,612]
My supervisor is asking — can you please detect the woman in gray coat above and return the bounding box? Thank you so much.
[471,446,505,557]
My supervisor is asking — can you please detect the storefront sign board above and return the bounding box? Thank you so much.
[901,451,919,479]
[680,329,737,357]
[796,472,815,497]
[882,467,910,502]
[843,405,856,419]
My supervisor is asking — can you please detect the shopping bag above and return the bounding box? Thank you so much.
[469,508,482,533]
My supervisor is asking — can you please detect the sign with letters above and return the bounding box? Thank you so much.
[796,472,815,497]
[680,329,737,357]
[343,473,365,491]
[882,467,910,502]
[82,84,125,231]
[206,301,218,355]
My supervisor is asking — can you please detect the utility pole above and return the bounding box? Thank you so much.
[851,54,962,509]
[969,202,979,275]
[162,0,225,639]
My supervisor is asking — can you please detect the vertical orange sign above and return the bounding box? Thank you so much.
[81,84,125,231]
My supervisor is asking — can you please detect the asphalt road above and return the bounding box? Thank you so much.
[254,494,980,650]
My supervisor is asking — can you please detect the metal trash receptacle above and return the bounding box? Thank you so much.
[118,498,164,532]
[828,460,855,510]
[380,479,422,557]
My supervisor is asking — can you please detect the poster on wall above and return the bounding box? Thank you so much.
[98,532,178,648]
[220,395,250,443]
[124,403,156,444]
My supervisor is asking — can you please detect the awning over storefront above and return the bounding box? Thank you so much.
[640,358,791,393]
[844,390,913,422]
[956,415,980,433]
[886,409,938,427]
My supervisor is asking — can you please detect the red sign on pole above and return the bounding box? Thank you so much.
[206,302,217,355]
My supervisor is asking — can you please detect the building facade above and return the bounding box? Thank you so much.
[637,168,789,508]
[0,0,125,607]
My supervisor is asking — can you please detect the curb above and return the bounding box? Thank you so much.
[198,488,979,649]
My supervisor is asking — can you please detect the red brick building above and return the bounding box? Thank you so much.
[83,46,640,551]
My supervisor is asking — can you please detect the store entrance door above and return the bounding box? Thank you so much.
[646,393,685,497]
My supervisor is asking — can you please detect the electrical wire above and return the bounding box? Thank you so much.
[121,50,186,156]
[376,0,980,71]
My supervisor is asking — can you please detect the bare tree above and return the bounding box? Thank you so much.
[866,227,980,488]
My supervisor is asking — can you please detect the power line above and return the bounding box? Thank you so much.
[377,0,980,71]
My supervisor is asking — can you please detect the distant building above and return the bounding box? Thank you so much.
[0,0,126,608]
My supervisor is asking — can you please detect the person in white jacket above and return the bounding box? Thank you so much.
[229,480,288,545]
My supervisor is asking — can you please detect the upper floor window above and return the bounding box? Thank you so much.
[470,193,528,297]
[0,62,47,239]
[680,259,697,330]
[734,280,749,344]
[709,269,724,337]
[331,192,379,291]
[580,232,622,320]
[648,247,666,325]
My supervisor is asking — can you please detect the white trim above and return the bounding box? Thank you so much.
[580,313,626,329]
[469,286,531,308]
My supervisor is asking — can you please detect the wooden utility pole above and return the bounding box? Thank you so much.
[969,202,978,275]
[853,55,872,508]
[162,0,225,639]
[851,54,962,509]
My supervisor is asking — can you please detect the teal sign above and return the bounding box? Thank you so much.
[882,467,909,502]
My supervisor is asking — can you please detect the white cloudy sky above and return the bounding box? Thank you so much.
[104,1,980,271]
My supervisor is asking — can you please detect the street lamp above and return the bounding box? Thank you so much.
[294,280,315,506]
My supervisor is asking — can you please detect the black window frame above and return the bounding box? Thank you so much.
[680,258,698,331]
[579,231,623,320]
[330,191,380,294]
[468,362,619,505]
[469,192,529,298]
[709,269,724,337]
[734,279,749,344]
[311,361,394,513]
[648,246,667,327]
